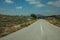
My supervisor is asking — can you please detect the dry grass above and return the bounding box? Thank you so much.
[45,17,60,27]
[0,20,36,38]
[0,14,37,37]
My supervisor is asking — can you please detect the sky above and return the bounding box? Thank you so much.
[0,0,60,16]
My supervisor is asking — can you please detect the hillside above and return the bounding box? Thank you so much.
[0,14,36,37]
[0,14,60,37]
[31,14,60,27]
[45,15,60,27]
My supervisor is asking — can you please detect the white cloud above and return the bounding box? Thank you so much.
[28,0,40,5]
[29,1,40,4]
[26,0,33,1]
[25,0,45,8]
[36,4,45,7]
[16,6,23,9]
[48,2,53,4]
[5,0,14,3]
[48,0,60,7]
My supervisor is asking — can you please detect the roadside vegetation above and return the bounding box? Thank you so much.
[45,16,60,27]
[0,14,36,37]
[31,14,60,27]
[0,14,60,37]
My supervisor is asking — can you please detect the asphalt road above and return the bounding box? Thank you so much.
[0,19,60,40]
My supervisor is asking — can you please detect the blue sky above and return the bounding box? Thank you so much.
[0,0,60,16]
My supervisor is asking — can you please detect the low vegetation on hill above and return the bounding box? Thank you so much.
[45,15,60,27]
[0,14,60,37]
[0,14,36,37]
[31,14,60,27]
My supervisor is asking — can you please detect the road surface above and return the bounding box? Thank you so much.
[0,19,60,40]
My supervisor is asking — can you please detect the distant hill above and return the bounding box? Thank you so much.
[45,15,60,19]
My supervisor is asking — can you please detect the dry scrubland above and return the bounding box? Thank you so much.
[30,14,60,27]
[0,14,36,37]
[45,17,60,27]
[0,14,60,38]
